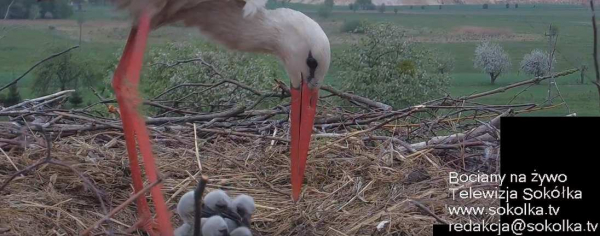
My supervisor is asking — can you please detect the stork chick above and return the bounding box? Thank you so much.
[175,191,208,236]
[202,216,229,236]
[231,194,255,227]
[230,227,253,236]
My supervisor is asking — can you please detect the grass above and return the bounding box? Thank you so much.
[0,3,599,115]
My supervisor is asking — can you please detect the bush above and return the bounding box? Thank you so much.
[340,19,366,33]
[69,91,84,107]
[439,5,442,9]
[506,3,509,8]
[0,84,22,107]
[140,43,279,113]
[421,5,425,9]
[394,7,398,13]
[336,23,450,108]
[483,4,488,9]
[515,3,518,8]
[473,42,511,84]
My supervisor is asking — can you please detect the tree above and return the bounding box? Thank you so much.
[2,0,36,19]
[439,5,442,9]
[579,64,587,84]
[378,3,386,13]
[77,12,85,45]
[336,23,450,108]
[317,5,332,18]
[506,3,510,8]
[318,0,334,18]
[436,53,455,74]
[32,48,100,96]
[355,0,374,10]
[515,3,518,8]
[394,7,398,14]
[520,49,556,83]
[39,0,73,19]
[324,0,334,8]
[483,3,489,9]
[473,42,511,85]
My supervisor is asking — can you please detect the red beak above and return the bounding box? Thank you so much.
[289,80,319,202]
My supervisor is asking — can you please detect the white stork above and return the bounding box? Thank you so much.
[108,0,330,234]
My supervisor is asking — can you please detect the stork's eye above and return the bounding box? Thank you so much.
[306,51,318,70]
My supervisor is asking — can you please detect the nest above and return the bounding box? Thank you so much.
[0,68,578,235]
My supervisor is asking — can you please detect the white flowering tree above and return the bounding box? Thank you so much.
[474,42,511,85]
[520,49,556,80]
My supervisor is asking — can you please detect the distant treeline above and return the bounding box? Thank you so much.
[1,0,75,19]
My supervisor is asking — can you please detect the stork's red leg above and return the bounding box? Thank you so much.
[112,27,156,234]
[290,80,319,202]
[112,10,174,235]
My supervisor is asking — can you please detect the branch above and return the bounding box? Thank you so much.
[145,106,246,125]
[0,46,79,93]
[459,69,578,100]
[321,85,392,111]
[1,90,75,112]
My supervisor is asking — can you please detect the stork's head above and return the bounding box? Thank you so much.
[270,8,331,201]
[274,9,331,90]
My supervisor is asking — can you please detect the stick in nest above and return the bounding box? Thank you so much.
[194,175,209,236]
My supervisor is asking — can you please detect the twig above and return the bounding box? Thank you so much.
[0,46,79,93]
[409,200,450,225]
[193,123,202,172]
[80,179,162,236]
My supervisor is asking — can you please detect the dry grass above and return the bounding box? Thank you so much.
[0,122,498,235]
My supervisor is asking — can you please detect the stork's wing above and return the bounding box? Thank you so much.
[111,0,267,28]
[111,0,278,54]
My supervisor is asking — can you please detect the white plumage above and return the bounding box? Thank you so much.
[113,0,330,90]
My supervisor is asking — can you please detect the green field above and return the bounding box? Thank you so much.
[1,3,599,115]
